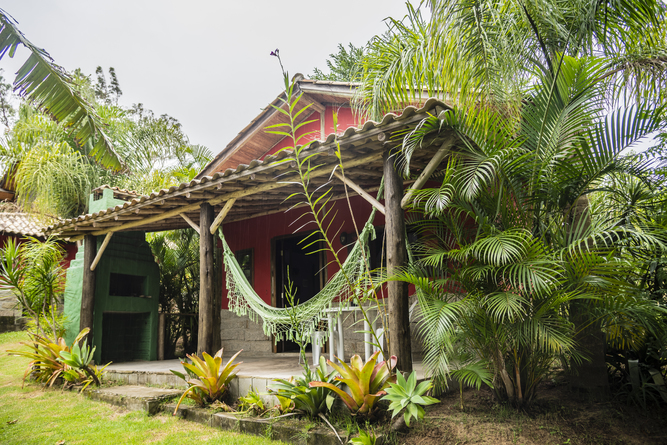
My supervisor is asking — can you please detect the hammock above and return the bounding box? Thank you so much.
[219,208,378,343]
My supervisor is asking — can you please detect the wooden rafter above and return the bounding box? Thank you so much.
[90,232,113,271]
[209,198,236,234]
[180,214,200,234]
[333,171,385,215]
[401,136,455,209]
[76,152,380,238]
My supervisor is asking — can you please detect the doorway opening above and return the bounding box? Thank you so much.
[272,232,326,353]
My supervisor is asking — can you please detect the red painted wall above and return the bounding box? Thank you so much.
[221,194,385,309]
[261,106,361,159]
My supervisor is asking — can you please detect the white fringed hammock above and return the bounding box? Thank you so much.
[219,208,378,343]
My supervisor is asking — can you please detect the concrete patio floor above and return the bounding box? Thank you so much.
[105,353,424,405]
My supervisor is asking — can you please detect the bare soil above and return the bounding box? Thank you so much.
[398,383,667,445]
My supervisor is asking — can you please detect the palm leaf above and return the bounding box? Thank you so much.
[0,9,124,171]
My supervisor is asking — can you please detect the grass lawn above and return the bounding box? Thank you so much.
[0,330,282,445]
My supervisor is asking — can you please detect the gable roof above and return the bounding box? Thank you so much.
[197,76,359,178]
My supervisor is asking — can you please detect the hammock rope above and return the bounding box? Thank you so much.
[219,207,378,343]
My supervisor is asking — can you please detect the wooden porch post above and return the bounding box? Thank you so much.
[80,235,97,337]
[212,242,223,353]
[198,203,216,355]
[383,149,413,373]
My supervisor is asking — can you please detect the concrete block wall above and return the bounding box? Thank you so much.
[220,297,424,362]
[0,288,23,333]
[0,288,19,318]
[220,310,273,356]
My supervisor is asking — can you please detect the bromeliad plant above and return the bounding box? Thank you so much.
[7,327,108,390]
[171,348,242,414]
[382,371,439,426]
[309,351,397,416]
[57,339,102,389]
[268,355,339,418]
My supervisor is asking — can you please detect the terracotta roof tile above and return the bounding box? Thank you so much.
[0,213,55,237]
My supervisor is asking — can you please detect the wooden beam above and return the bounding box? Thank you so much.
[209,198,236,234]
[80,235,97,338]
[90,232,113,271]
[88,152,381,237]
[384,149,412,373]
[52,111,437,235]
[198,203,215,355]
[180,214,200,234]
[401,136,455,209]
[333,171,385,215]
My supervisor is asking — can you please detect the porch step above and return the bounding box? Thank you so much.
[105,369,284,406]
[85,385,344,445]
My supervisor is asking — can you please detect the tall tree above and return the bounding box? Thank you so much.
[0,68,15,127]
[311,43,365,82]
[0,8,124,171]
[356,0,667,119]
[358,0,667,398]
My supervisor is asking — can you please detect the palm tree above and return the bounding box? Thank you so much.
[358,0,667,399]
[356,0,666,119]
[393,55,666,405]
[149,229,201,358]
[0,8,124,171]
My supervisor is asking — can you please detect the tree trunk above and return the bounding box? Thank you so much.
[383,150,412,373]
[198,203,215,356]
[570,301,610,398]
[568,196,609,397]
[80,235,96,341]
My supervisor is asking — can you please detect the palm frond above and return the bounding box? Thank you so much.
[0,9,124,171]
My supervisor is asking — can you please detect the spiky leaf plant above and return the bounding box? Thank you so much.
[382,371,439,426]
[170,348,242,414]
[309,351,396,416]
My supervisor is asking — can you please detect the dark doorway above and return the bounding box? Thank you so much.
[273,232,325,353]
[101,312,151,362]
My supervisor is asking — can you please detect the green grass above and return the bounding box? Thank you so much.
[0,331,282,445]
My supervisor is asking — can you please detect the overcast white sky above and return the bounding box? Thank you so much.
[1,1,413,153]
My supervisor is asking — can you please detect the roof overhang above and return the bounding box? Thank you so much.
[46,99,453,240]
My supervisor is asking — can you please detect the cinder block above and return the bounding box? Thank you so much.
[271,424,307,445]
[145,399,162,415]
[221,340,246,353]
[307,428,343,445]
[221,317,247,330]
[221,328,244,341]
[249,340,272,353]
[244,327,269,341]
[186,406,213,426]
[228,376,240,400]
[236,376,253,400]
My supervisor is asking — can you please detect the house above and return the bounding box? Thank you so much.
[0,211,77,332]
[46,77,455,370]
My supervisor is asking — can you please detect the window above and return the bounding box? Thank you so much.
[235,249,254,286]
[109,273,146,297]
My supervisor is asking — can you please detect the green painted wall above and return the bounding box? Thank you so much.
[64,189,160,363]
